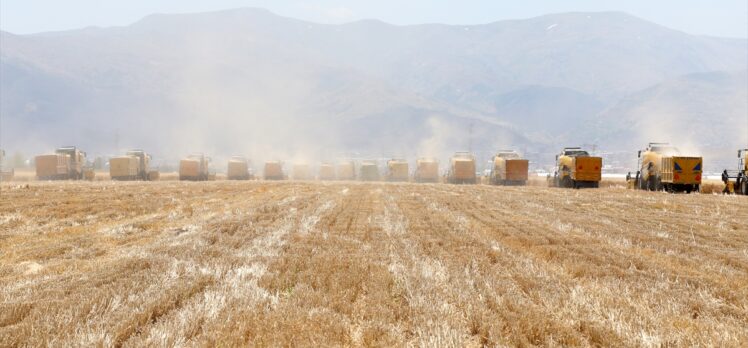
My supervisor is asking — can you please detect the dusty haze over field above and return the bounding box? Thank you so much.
[1,6,746,172]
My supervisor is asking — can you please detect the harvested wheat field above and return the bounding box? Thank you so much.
[1,181,747,347]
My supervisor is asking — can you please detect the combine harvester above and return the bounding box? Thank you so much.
[292,163,312,181]
[488,150,529,186]
[337,160,356,181]
[318,162,336,181]
[179,154,210,181]
[227,156,252,180]
[736,149,748,195]
[723,149,747,195]
[264,161,286,180]
[35,146,93,180]
[447,152,477,184]
[359,160,380,181]
[414,158,439,183]
[386,159,409,182]
[0,149,13,181]
[553,147,601,189]
[635,143,702,193]
[110,150,158,181]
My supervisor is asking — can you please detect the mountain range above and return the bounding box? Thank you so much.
[1,8,746,171]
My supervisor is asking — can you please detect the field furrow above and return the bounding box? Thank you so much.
[0,181,746,346]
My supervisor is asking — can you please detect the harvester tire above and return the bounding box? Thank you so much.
[646,177,656,191]
[561,176,572,188]
[656,177,664,191]
[742,181,748,195]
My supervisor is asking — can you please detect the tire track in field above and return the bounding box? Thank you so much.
[377,184,475,346]
[407,184,747,346]
[1,183,323,346]
[121,185,332,346]
[393,184,596,346]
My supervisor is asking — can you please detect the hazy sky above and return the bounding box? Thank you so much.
[1,0,747,38]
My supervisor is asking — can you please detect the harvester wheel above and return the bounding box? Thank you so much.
[561,176,572,188]
[742,181,748,195]
[656,177,664,191]
[646,177,656,191]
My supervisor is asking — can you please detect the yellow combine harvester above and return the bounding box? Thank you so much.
[264,161,285,180]
[110,156,139,180]
[414,158,439,183]
[635,143,701,193]
[448,152,477,184]
[110,150,157,181]
[726,149,747,195]
[179,153,210,181]
[386,159,409,182]
[359,160,380,181]
[489,150,529,186]
[553,147,601,189]
[227,156,252,180]
[318,162,336,181]
[35,146,90,180]
[336,160,356,181]
[292,163,312,181]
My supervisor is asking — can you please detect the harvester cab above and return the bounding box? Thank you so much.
[495,150,520,160]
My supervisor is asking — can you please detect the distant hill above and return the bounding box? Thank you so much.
[1,8,746,169]
[597,70,748,171]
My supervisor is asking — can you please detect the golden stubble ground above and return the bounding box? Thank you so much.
[0,181,746,347]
